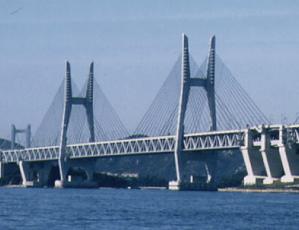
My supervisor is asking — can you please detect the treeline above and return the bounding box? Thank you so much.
[93,173,168,188]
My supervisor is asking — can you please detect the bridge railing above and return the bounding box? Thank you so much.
[1,146,59,163]
[184,129,244,151]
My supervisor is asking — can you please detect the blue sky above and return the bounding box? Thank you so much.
[0,0,299,139]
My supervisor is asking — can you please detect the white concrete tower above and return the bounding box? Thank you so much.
[169,34,217,190]
[56,61,95,188]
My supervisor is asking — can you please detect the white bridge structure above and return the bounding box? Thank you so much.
[1,34,298,190]
[1,130,242,162]
[1,125,299,189]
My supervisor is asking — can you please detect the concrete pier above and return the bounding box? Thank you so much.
[241,125,299,186]
[278,126,299,183]
[241,129,266,185]
[18,161,33,187]
[170,35,218,191]
[259,126,284,184]
[58,62,95,188]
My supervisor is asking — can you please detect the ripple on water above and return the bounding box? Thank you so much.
[0,188,299,230]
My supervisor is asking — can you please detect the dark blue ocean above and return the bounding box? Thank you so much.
[0,188,299,230]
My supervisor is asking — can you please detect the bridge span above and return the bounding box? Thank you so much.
[1,34,298,190]
[1,124,299,189]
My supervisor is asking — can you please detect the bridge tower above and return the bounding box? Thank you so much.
[56,61,95,187]
[10,124,31,149]
[169,34,217,190]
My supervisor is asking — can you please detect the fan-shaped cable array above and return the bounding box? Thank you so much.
[32,77,129,147]
[134,54,269,137]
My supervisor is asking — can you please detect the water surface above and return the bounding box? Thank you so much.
[0,188,298,229]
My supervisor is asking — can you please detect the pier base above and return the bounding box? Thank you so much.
[22,181,34,188]
[281,175,299,183]
[263,177,279,185]
[168,180,217,191]
[281,175,295,183]
[18,161,33,187]
[168,181,181,191]
[243,175,265,186]
[54,180,64,188]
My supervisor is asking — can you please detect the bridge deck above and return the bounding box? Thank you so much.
[2,125,299,164]
[1,130,244,163]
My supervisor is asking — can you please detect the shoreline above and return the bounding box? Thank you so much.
[2,185,299,193]
[218,187,299,193]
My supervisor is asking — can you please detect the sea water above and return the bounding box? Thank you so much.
[0,188,299,230]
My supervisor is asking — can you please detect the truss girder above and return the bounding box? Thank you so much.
[1,130,245,163]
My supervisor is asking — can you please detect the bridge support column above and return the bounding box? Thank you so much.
[55,161,70,188]
[11,124,31,149]
[279,148,295,183]
[241,129,257,185]
[279,126,299,183]
[241,129,266,185]
[204,154,218,189]
[18,161,34,187]
[260,126,275,185]
[169,34,190,191]
[169,34,217,191]
[259,126,284,185]
[57,61,95,188]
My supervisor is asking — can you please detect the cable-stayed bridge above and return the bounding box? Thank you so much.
[1,34,299,190]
